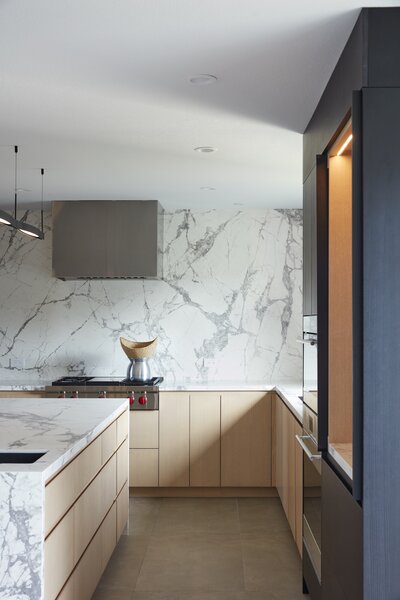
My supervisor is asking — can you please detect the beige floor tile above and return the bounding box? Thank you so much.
[238,498,291,534]
[135,533,244,592]
[97,534,150,591]
[152,498,240,536]
[129,498,162,536]
[241,531,302,593]
[92,587,134,600]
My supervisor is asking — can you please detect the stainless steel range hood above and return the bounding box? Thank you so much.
[52,200,163,279]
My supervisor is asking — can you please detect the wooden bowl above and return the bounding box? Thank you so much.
[120,337,158,359]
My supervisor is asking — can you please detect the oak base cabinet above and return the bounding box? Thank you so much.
[221,392,272,487]
[144,391,274,491]
[189,392,221,487]
[274,394,303,554]
[159,392,190,487]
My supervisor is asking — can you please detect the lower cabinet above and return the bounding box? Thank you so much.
[137,391,273,490]
[129,411,159,487]
[159,392,190,487]
[221,392,272,487]
[274,394,303,554]
[130,448,159,486]
[189,392,221,487]
[43,408,129,600]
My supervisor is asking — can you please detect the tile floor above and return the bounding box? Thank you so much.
[93,497,306,600]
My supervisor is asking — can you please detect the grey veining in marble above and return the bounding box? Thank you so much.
[0,471,42,600]
[0,208,302,384]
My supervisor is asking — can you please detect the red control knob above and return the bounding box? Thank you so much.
[128,392,134,406]
[138,395,147,405]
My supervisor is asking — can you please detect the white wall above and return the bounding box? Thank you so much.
[0,208,302,384]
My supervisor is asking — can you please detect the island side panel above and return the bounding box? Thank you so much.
[0,471,44,600]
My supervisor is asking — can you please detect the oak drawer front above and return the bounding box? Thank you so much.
[45,436,103,535]
[130,411,159,448]
[117,482,129,539]
[55,576,74,600]
[117,409,129,447]
[116,438,129,493]
[74,435,102,498]
[129,449,159,487]
[72,518,103,600]
[101,502,117,568]
[53,505,118,600]
[101,421,117,464]
[44,509,74,600]
[73,454,117,562]
[45,459,76,535]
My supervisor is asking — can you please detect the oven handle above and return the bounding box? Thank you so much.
[295,435,321,461]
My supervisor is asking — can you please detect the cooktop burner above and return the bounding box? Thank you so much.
[51,376,164,387]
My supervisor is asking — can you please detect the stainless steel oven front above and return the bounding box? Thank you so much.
[302,315,318,414]
[296,404,322,583]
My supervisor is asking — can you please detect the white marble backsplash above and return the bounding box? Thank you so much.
[0,208,302,384]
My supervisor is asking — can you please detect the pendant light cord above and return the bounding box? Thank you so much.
[41,168,44,234]
[14,145,18,219]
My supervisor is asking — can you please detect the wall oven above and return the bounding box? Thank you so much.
[297,406,322,586]
[298,314,321,597]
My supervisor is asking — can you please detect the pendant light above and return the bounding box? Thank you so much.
[0,146,45,240]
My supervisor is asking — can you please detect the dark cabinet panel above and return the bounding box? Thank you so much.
[322,461,363,600]
[303,166,317,316]
[362,87,400,600]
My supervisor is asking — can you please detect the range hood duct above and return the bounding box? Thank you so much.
[52,200,163,279]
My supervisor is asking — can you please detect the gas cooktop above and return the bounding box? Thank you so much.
[51,376,164,387]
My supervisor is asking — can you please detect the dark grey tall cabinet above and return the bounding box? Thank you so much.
[303,8,400,600]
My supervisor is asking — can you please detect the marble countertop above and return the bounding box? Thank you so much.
[0,379,303,423]
[0,397,128,482]
[160,381,303,423]
[0,380,50,390]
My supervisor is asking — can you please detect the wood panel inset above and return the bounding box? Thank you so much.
[328,154,353,447]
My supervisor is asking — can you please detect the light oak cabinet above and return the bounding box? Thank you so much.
[189,392,221,486]
[43,408,129,600]
[129,410,159,487]
[159,392,190,487]
[130,448,159,486]
[146,391,273,490]
[274,394,303,555]
[221,392,272,487]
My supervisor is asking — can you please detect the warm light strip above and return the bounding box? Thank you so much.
[337,133,353,156]
[19,228,40,238]
[0,217,11,225]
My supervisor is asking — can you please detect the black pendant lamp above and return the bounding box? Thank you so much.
[0,146,45,240]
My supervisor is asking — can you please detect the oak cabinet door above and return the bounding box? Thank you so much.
[129,448,159,487]
[130,410,159,449]
[159,392,190,486]
[221,392,272,487]
[190,393,221,486]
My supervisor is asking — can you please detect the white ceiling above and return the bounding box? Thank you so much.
[0,1,398,211]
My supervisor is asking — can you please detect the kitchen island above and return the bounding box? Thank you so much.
[0,397,129,600]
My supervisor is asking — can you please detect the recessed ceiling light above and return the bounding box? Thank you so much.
[200,186,216,191]
[194,146,217,153]
[189,74,218,85]
[233,203,244,206]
